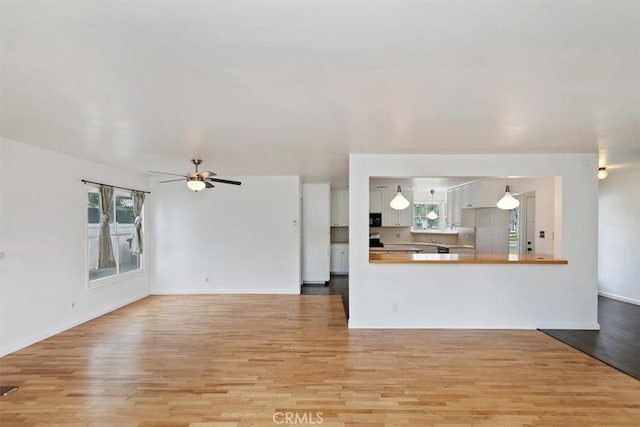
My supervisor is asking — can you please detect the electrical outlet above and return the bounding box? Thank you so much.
[205,276,210,283]
[71,302,75,309]
[396,233,400,238]
[539,230,545,238]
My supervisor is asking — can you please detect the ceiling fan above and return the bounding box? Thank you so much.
[150,159,242,192]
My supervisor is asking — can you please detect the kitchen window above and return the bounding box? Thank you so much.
[87,189,142,283]
[413,203,443,230]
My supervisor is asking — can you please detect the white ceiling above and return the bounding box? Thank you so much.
[1,0,639,185]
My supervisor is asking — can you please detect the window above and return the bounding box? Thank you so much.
[413,203,442,230]
[87,190,142,282]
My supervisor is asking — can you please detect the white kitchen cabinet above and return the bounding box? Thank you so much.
[330,190,349,226]
[380,190,413,226]
[397,203,413,226]
[381,190,397,226]
[447,180,501,226]
[461,184,472,209]
[446,188,454,225]
[369,190,382,213]
[330,243,349,274]
[451,186,462,226]
[470,180,499,208]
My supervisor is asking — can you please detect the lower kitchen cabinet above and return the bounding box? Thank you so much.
[330,243,349,274]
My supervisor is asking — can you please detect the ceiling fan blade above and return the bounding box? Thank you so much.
[207,178,242,186]
[205,181,215,189]
[159,178,185,183]
[149,171,188,178]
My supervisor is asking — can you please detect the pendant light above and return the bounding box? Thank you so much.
[187,178,206,192]
[598,167,608,180]
[389,185,410,210]
[496,185,520,210]
[426,189,439,220]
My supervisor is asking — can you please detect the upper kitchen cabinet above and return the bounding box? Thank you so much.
[469,180,500,208]
[381,190,413,227]
[447,180,501,225]
[330,189,349,226]
[369,190,382,213]
[460,184,471,208]
[447,186,463,226]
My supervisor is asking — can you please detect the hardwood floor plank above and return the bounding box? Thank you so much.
[1,295,639,426]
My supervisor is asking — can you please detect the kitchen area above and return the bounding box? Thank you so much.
[307,173,565,321]
[328,175,559,271]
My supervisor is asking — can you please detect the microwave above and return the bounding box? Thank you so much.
[369,213,382,227]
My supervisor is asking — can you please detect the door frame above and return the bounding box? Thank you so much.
[516,192,536,255]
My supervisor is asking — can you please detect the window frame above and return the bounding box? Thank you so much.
[412,201,446,231]
[86,187,144,288]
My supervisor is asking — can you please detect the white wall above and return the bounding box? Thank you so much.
[151,176,301,294]
[0,138,151,356]
[302,183,330,284]
[598,167,640,305]
[349,153,599,329]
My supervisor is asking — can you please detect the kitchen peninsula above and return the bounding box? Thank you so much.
[350,153,598,330]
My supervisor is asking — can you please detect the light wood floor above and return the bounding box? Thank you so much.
[1,295,639,426]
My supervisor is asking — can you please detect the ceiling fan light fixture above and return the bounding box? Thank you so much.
[187,179,206,192]
[496,185,520,210]
[390,185,410,210]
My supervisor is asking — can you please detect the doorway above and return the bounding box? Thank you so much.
[513,192,536,255]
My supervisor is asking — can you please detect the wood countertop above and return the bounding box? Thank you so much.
[369,253,568,264]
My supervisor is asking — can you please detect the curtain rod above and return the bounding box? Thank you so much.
[81,179,151,194]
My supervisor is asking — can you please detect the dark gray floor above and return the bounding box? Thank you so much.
[541,296,639,380]
[301,274,349,318]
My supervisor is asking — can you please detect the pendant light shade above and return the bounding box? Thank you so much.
[187,179,206,192]
[426,189,439,220]
[389,185,410,210]
[496,185,520,210]
[598,167,608,180]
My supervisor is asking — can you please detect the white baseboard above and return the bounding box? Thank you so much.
[0,293,149,357]
[536,322,600,330]
[151,289,300,295]
[599,291,640,306]
[348,319,600,330]
[151,290,219,295]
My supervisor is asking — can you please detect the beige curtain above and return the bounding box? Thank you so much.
[97,185,116,269]
[131,191,145,255]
